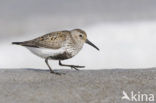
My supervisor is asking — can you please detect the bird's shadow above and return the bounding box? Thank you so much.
[23,68,78,74]
[25,68,51,72]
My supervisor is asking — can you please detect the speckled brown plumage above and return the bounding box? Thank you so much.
[16,30,70,49]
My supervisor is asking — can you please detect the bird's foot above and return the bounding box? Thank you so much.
[70,65,85,71]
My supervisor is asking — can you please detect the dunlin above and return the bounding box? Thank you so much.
[12,29,99,75]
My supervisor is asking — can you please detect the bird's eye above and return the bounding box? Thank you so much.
[79,35,83,37]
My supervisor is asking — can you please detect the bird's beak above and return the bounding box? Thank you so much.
[86,39,100,51]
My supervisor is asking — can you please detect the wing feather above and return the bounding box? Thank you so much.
[16,30,70,49]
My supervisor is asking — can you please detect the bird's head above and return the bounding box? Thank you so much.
[71,29,99,51]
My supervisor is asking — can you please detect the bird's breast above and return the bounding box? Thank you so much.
[65,45,83,57]
[63,37,83,57]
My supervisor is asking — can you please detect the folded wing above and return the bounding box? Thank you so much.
[12,30,70,49]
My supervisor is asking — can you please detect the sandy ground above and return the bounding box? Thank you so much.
[0,68,156,103]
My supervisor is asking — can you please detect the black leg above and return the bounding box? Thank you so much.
[59,60,85,71]
[45,57,62,75]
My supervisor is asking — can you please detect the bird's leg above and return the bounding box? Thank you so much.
[45,57,62,75]
[59,60,85,71]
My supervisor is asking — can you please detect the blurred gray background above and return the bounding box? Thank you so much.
[1,0,156,39]
[0,0,156,69]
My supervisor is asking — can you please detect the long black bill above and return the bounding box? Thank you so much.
[86,39,100,51]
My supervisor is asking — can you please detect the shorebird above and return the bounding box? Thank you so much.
[12,29,99,75]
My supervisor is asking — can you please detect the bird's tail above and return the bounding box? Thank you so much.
[12,41,38,48]
[12,42,23,45]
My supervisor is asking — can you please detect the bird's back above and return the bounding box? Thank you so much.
[13,30,70,49]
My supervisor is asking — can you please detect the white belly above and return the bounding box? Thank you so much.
[26,47,65,59]
[26,44,83,60]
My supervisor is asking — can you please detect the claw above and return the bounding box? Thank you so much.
[77,66,85,68]
[71,66,80,71]
[72,65,85,68]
